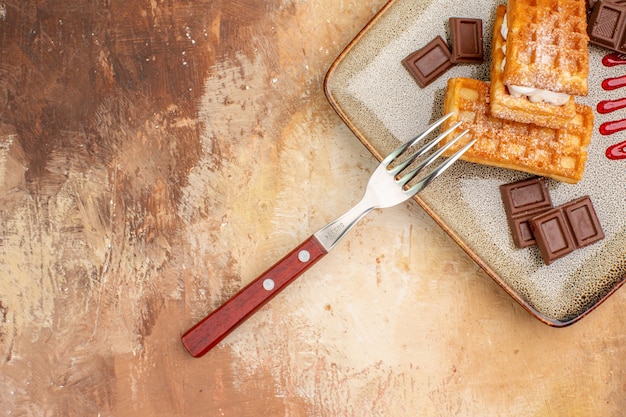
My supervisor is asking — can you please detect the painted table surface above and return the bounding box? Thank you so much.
[0,0,624,415]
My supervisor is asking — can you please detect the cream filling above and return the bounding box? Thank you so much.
[507,85,570,105]
[500,13,570,106]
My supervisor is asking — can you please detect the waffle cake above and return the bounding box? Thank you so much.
[490,5,577,128]
[503,0,589,95]
[441,78,594,184]
[491,0,589,128]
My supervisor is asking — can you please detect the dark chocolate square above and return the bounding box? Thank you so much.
[501,177,552,216]
[563,196,605,247]
[402,36,454,88]
[500,177,553,248]
[530,209,576,265]
[588,1,626,52]
[511,214,540,248]
[449,18,484,64]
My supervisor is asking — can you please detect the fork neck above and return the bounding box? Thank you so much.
[313,198,375,251]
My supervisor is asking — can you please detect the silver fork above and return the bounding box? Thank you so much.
[182,113,474,357]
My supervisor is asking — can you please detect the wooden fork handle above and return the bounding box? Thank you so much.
[181,235,328,357]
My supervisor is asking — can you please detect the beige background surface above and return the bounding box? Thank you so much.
[0,0,624,415]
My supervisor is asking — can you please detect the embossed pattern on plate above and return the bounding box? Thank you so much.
[324,0,626,325]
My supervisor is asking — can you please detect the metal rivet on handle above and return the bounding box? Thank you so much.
[263,279,275,291]
[298,250,311,263]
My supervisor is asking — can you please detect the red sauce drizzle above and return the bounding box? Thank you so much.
[606,140,626,160]
[599,119,626,135]
[600,52,626,160]
[597,97,626,114]
[601,75,626,91]
[602,52,626,67]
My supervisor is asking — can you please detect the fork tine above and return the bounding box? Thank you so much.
[397,128,470,187]
[405,136,477,195]
[392,121,464,177]
[382,112,455,168]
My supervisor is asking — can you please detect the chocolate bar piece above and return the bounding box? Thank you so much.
[588,1,626,53]
[449,18,484,64]
[530,196,604,265]
[530,209,576,265]
[500,177,553,248]
[562,196,605,247]
[402,36,454,88]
